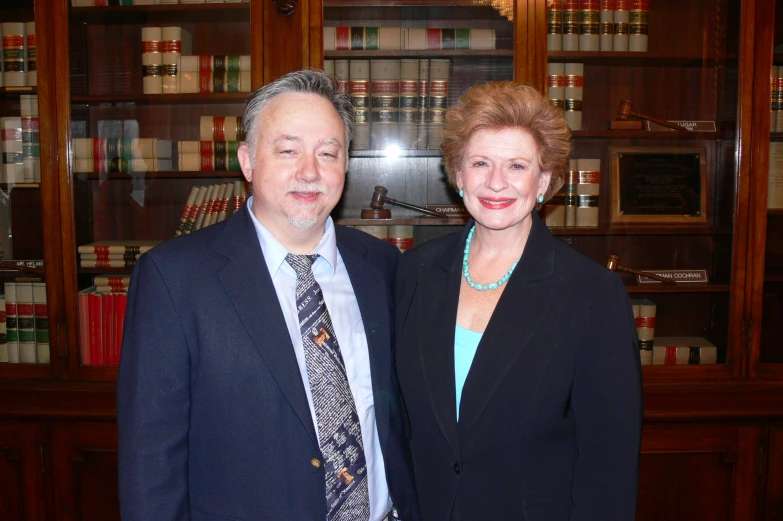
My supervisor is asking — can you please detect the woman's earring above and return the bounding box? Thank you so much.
[459,189,464,198]
[537,194,544,203]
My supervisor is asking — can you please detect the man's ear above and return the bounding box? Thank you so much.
[237,144,253,183]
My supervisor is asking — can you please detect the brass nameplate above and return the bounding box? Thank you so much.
[637,269,709,284]
[645,121,717,132]
[425,204,470,217]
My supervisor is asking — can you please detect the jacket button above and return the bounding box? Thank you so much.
[311,458,322,469]
[453,462,461,474]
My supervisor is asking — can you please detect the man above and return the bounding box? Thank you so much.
[117,69,419,521]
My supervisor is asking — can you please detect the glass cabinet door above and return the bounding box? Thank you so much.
[323,0,516,248]
[543,0,745,379]
[0,0,57,378]
[58,1,252,378]
[751,0,783,377]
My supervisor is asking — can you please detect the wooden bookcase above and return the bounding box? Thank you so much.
[0,0,781,519]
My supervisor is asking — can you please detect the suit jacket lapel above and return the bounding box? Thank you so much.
[457,214,557,441]
[216,205,318,447]
[418,226,468,459]
[336,227,392,451]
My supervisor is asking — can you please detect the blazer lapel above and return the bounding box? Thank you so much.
[457,214,558,441]
[418,226,468,459]
[336,228,392,451]
[216,205,318,447]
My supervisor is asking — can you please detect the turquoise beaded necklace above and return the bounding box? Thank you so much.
[462,225,519,291]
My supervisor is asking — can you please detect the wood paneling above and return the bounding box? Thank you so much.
[763,426,783,520]
[49,423,119,521]
[0,423,45,521]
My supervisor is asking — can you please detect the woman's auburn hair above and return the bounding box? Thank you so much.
[441,81,572,204]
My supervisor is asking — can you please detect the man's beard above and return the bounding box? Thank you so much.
[286,182,328,229]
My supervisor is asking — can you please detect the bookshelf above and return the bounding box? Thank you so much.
[0,0,779,519]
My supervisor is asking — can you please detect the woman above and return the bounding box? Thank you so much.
[396,82,643,520]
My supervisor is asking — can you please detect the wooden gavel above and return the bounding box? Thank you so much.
[365,185,443,218]
[616,100,686,132]
[605,254,676,284]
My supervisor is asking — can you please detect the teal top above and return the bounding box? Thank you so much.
[454,325,483,421]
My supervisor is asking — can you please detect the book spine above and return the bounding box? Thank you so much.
[399,59,419,150]
[93,275,132,287]
[562,0,579,51]
[175,186,200,235]
[564,63,583,131]
[116,293,128,364]
[233,180,243,211]
[204,183,227,227]
[349,60,371,151]
[334,59,349,95]
[335,27,350,51]
[88,291,102,365]
[613,0,630,51]
[772,66,778,133]
[427,59,449,150]
[378,27,403,51]
[547,62,565,105]
[1,116,23,183]
[544,187,566,227]
[21,95,34,182]
[2,23,27,87]
[370,60,401,151]
[639,339,652,366]
[33,282,48,364]
[768,142,783,209]
[79,291,89,365]
[599,0,614,51]
[323,27,336,52]
[101,293,112,366]
[199,116,244,142]
[142,27,163,94]
[564,161,577,226]
[629,0,649,52]
[579,0,600,51]
[548,0,563,51]
[636,302,656,341]
[776,70,783,133]
[216,181,234,222]
[416,59,429,150]
[193,185,216,231]
[183,185,208,234]
[96,285,129,294]
[354,225,388,241]
[161,26,182,94]
[575,158,600,227]
[4,282,17,362]
[16,282,35,363]
[0,296,6,363]
[25,22,36,87]
[388,225,414,252]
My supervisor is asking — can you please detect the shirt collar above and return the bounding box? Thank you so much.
[246,196,338,280]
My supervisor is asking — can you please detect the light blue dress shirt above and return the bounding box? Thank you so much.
[247,197,391,521]
[454,325,483,421]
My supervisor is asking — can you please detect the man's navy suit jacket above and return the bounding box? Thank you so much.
[117,204,419,521]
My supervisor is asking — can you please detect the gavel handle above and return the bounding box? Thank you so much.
[384,197,445,217]
[616,265,677,284]
[630,110,686,132]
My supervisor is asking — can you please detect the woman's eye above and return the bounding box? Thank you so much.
[472,161,487,167]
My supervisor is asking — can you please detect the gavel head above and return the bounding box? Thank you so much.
[605,254,620,272]
[616,100,633,121]
[370,186,389,209]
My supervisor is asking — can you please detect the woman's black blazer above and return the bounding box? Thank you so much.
[396,214,643,521]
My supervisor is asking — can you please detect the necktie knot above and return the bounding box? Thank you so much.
[285,253,320,277]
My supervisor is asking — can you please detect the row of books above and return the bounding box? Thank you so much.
[0,22,36,88]
[142,27,251,94]
[770,65,783,133]
[543,158,600,228]
[174,180,248,236]
[324,58,450,151]
[324,27,497,52]
[547,62,584,131]
[632,297,719,365]
[71,139,241,173]
[350,224,414,253]
[73,0,248,5]
[2,95,40,184]
[78,287,126,366]
[547,0,649,52]
[78,240,160,268]
[0,281,48,364]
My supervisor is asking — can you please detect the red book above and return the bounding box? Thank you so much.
[79,291,90,366]
[427,29,441,50]
[115,293,128,364]
[101,293,113,366]
[88,291,102,366]
[335,27,350,51]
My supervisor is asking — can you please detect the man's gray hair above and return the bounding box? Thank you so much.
[242,69,354,167]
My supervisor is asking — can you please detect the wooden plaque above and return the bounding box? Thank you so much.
[610,147,707,225]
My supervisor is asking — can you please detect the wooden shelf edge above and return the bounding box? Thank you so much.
[572,130,733,139]
[349,150,442,158]
[71,92,249,104]
[625,283,730,293]
[325,49,513,58]
[70,3,249,23]
[74,171,243,180]
[549,225,730,236]
[338,217,466,226]
[547,51,714,67]
[0,86,37,96]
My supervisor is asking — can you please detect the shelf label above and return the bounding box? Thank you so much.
[637,269,709,284]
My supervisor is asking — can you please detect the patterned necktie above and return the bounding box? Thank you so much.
[285,253,370,521]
